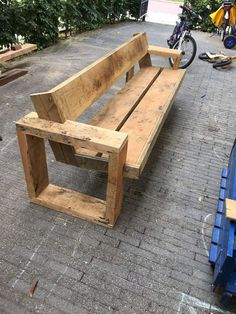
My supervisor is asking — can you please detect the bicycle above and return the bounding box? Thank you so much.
[167,5,202,69]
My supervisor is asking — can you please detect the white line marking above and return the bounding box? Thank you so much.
[177,293,184,314]
[201,213,212,257]
[213,147,225,162]
[47,222,88,297]
[214,114,225,134]
[0,136,17,154]
[12,223,56,288]
[177,293,233,314]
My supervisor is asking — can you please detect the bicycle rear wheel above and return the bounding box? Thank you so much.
[169,35,197,69]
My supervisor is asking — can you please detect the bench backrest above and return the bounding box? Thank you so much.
[31,32,149,123]
[30,32,150,165]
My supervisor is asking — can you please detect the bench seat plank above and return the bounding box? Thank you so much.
[75,68,185,178]
[90,66,161,130]
[75,66,161,158]
[120,68,186,175]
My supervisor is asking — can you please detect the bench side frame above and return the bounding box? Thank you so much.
[16,113,128,227]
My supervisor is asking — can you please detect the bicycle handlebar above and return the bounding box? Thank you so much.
[179,5,192,13]
[179,5,202,20]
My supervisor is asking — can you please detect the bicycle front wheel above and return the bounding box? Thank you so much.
[169,35,197,69]
[213,59,232,69]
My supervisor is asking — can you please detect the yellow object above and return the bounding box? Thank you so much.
[210,5,236,28]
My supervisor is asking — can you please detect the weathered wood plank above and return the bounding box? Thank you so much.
[105,142,128,225]
[0,44,37,63]
[148,45,181,69]
[89,67,161,131]
[0,69,28,86]
[139,53,152,68]
[126,66,135,82]
[16,112,128,154]
[16,128,49,199]
[33,184,108,226]
[120,68,186,168]
[226,198,236,221]
[75,66,161,161]
[32,32,149,122]
[148,45,181,59]
[31,92,77,165]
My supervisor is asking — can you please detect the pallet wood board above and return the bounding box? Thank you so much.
[0,69,28,86]
[226,198,236,221]
[0,44,37,63]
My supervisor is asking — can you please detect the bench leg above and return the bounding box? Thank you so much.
[17,127,127,228]
[17,129,49,199]
[105,145,128,225]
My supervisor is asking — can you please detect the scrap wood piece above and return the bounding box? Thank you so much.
[226,198,236,221]
[0,43,37,63]
[29,279,39,297]
[0,69,28,86]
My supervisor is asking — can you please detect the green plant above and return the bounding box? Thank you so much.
[0,0,143,49]
[0,0,23,48]
[186,0,221,32]
[20,0,62,48]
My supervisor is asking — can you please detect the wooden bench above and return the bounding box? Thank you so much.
[16,32,186,228]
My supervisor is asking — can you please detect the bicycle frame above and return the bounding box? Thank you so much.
[167,4,200,69]
[167,8,192,48]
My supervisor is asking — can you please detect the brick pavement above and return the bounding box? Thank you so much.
[1,22,236,313]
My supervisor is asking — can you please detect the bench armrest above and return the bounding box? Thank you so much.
[148,45,181,69]
[16,112,128,154]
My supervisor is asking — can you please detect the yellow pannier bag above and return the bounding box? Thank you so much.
[210,5,236,27]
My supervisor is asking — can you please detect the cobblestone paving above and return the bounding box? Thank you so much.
[1,22,236,313]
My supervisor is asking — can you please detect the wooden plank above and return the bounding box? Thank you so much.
[16,128,49,199]
[31,92,77,165]
[74,153,141,179]
[148,45,181,69]
[120,68,186,169]
[0,44,37,63]
[75,153,108,172]
[16,112,128,154]
[226,198,236,221]
[139,53,152,68]
[33,184,108,226]
[31,33,149,122]
[88,67,161,131]
[105,142,128,225]
[126,66,135,82]
[148,45,181,59]
[0,69,28,86]
[75,66,161,160]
